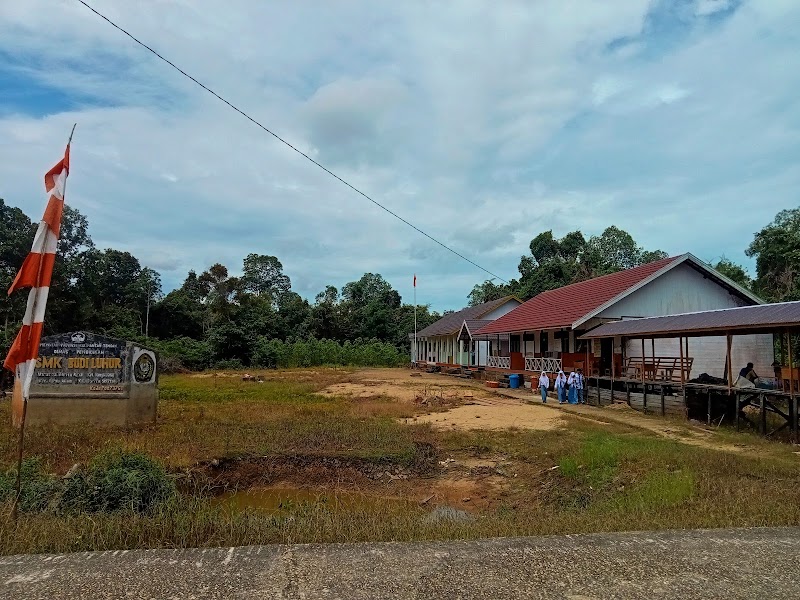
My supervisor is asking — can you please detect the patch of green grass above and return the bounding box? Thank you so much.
[601,470,695,513]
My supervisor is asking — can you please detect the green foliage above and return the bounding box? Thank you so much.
[4,194,796,371]
[0,451,175,514]
[472,226,668,302]
[0,458,60,513]
[746,208,800,302]
[713,257,753,290]
[252,337,406,368]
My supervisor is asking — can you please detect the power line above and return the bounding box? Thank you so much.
[74,0,509,284]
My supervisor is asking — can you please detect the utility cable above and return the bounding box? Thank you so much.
[74,0,509,284]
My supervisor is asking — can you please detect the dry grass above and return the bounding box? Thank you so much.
[1,368,800,555]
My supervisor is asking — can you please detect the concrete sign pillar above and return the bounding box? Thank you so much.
[11,331,158,428]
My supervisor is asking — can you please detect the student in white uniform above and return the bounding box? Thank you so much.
[554,370,567,404]
[538,371,550,403]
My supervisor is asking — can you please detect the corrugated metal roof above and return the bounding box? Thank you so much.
[581,301,800,339]
[476,256,680,335]
[465,319,492,334]
[416,296,519,338]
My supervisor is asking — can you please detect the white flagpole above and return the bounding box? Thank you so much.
[414,275,417,365]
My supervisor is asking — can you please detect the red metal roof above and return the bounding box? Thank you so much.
[476,256,680,335]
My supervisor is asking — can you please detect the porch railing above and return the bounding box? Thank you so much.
[487,356,510,369]
[525,357,562,373]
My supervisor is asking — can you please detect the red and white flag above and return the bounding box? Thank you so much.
[3,144,71,399]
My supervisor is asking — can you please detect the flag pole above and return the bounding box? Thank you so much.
[12,124,76,520]
[413,275,417,366]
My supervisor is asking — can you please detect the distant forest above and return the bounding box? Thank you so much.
[1,197,798,370]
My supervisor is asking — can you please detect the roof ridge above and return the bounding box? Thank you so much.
[536,256,679,297]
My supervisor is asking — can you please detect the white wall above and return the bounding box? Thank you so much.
[625,334,774,381]
[482,300,522,321]
[596,263,750,321]
[478,341,489,366]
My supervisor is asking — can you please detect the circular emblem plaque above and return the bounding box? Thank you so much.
[134,352,155,383]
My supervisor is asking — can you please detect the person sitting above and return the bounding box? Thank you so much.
[739,363,758,383]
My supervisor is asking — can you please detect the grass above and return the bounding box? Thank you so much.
[1,368,800,555]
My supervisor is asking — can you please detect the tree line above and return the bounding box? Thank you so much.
[1,196,798,370]
[467,215,800,307]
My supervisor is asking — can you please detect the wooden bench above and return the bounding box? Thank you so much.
[623,356,693,382]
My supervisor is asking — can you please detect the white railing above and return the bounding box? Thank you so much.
[487,356,510,369]
[525,357,562,373]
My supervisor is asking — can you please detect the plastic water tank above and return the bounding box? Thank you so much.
[508,374,520,389]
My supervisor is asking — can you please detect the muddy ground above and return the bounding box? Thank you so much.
[200,368,767,514]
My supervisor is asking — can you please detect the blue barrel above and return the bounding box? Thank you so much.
[508,374,520,389]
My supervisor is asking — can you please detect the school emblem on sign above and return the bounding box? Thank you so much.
[133,352,155,383]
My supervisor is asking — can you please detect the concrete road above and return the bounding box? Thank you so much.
[2,527,799,599]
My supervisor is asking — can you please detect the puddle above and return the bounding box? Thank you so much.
[212,487,410,514]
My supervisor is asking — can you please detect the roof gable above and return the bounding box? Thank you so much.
[476,254,762,336]
[416,296,520,338]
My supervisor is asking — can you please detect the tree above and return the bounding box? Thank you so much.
[139,267,163,337]
[241,253,291,304]
[198,263,240,321]
[0,198,35,351]
[713,257,752,290]
[467,279,515,306]
[582,226,642,275]
[746,209,800,302]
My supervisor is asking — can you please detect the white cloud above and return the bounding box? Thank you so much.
[0,0,797,312]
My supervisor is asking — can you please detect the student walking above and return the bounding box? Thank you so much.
[538,371,550,403]
[575,368,585,404]
[567,371,578,404]
[555,370,567,404]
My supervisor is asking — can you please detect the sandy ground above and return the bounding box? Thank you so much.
[319,368,563,431]
[321,369,771,454]
[413,394,563,431]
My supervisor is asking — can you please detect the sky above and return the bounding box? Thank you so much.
[1,0,798,312]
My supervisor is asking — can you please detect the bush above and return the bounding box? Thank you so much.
[80,450,176,513]
[251,336,406,369]
[0,458,60,513]
[0,451,175,515]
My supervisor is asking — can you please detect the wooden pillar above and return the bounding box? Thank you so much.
[641,338,647,414]
[789,330,796,440]
[586,343,592,404]
[760,392,767,435]
[735,389,740,432]
[726,333,733,430]
[596,375,601,405]
[726,334,733,395]
[610,339,615,405]
[679,335,687,419]
[660,384,665,417]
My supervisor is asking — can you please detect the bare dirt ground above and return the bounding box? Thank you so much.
[320,368,765,454]
[319,368,563,432]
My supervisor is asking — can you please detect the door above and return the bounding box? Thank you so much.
[600,338,613,375]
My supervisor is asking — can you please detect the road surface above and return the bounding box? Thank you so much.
[2,527,799,599]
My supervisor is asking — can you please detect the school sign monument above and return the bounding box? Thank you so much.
[11,332,158,427]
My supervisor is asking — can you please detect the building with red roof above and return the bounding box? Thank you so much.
[411,295,521,365]
[473,253,766,377]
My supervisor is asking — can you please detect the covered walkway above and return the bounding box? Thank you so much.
[581,301,800,438]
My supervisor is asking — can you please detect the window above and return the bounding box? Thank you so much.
[539,331,548,353]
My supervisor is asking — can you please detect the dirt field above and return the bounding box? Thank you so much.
[320,368,768,455]
[318,368,563,431]
[4,366,800,555]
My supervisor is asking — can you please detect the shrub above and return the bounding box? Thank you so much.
[0,451,175,515]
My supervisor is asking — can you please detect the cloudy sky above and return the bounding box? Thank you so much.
[1,0,798,311]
